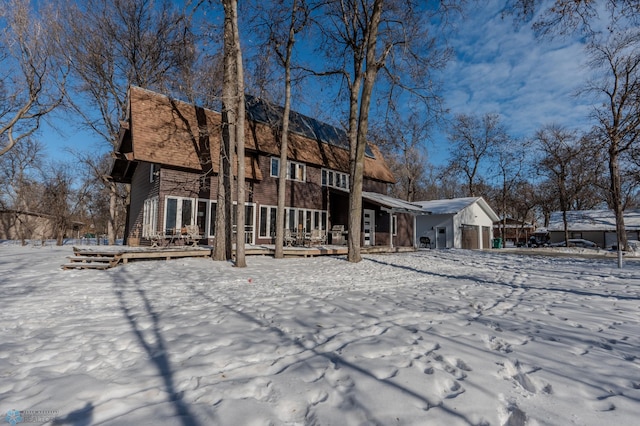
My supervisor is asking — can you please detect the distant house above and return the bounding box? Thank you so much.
[0,209,83,242]
[414,197,499,249]
[547,210,640,248]
[493,217,535,247]
[109,86,423,248]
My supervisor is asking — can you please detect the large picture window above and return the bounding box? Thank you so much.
[164,196,254,242]
[258,206,327,237]
[164,196,194,234]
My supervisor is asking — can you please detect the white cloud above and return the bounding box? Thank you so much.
[439,0,594,140]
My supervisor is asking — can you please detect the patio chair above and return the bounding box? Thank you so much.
[183,225,201,246]
[309,229,327,245]
[284,229,295,246]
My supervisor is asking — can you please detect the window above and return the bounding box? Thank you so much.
[164,196,194,234]
[142,197,158,237]
[270,157,306,182]
[197,201,207,235]
[149,163,160,183]
[259,206,327,236]
[321,168,349,189]
[259,206,278,238]
[290,161,305,181]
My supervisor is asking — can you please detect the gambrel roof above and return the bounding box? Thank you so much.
[110,86,395,184]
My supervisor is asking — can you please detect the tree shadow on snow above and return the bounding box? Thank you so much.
[111,271,200,426]
[189,286,476,425]
[52,402,93,426]
[365,257,640,301]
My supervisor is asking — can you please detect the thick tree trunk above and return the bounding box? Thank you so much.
[233,0,246,268]
[347,0,383,263]
[609,148,627,252]
[214,2,236,261]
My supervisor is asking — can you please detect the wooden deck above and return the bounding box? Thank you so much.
[62,246,212,270]
[62,244,416,269]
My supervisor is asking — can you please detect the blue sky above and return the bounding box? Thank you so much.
[427,0,593,163]
[38,0,594,168]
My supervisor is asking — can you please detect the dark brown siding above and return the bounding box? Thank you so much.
[128,162,158,241]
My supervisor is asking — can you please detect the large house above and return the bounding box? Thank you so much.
[109,86,422,248]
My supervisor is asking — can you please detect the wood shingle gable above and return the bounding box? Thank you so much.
[111,86,395,184]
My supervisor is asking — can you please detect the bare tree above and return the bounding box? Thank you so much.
[214,0,247,266]
[249,0,310,259]
[491,134,528,243]
[0,138,42,244]
[446,113,508,197]
[535,125,599,246]
[314,0,455,262]
[504,0,640,37]
[39,161,92,245]
[55,0,195,244]
[371,108,432,202]
[586,30,640,253]
[0,0,65,157]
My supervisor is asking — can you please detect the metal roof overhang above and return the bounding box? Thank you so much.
[331,188,430,215]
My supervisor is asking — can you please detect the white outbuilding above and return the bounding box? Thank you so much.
[414,197,500,249]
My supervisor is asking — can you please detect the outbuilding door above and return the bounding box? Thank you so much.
[436,227,447,248]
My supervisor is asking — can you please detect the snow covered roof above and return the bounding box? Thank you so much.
[413,197,500,221]
[361,192,428,215]
[548,209,640,231]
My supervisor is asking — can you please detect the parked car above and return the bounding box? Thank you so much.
[550,239,598,249]
[528,234,549,247]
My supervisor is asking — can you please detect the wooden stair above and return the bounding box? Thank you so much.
[62,252,122,270]
[62,246,213,270]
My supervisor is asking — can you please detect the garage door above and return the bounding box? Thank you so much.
[461,225,479,249]
[482,226,491,249]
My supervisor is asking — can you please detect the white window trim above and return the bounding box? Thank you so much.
[321,168,349,189]
[142,197,159,238]
[259,205,327,236]
[270,157,307,182]
[163,196,196,234]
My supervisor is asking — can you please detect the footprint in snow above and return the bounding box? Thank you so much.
[497,359,551,395]
[430,353,471,380]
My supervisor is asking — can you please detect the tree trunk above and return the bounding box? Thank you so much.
[274,0,297,260]
[609,148,627,252]
[108,182,117,245]
[214,2,237,261]
[347,0,383,263]
[233,0,246,268]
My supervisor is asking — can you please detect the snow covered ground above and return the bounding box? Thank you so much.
[1,245,639,426]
